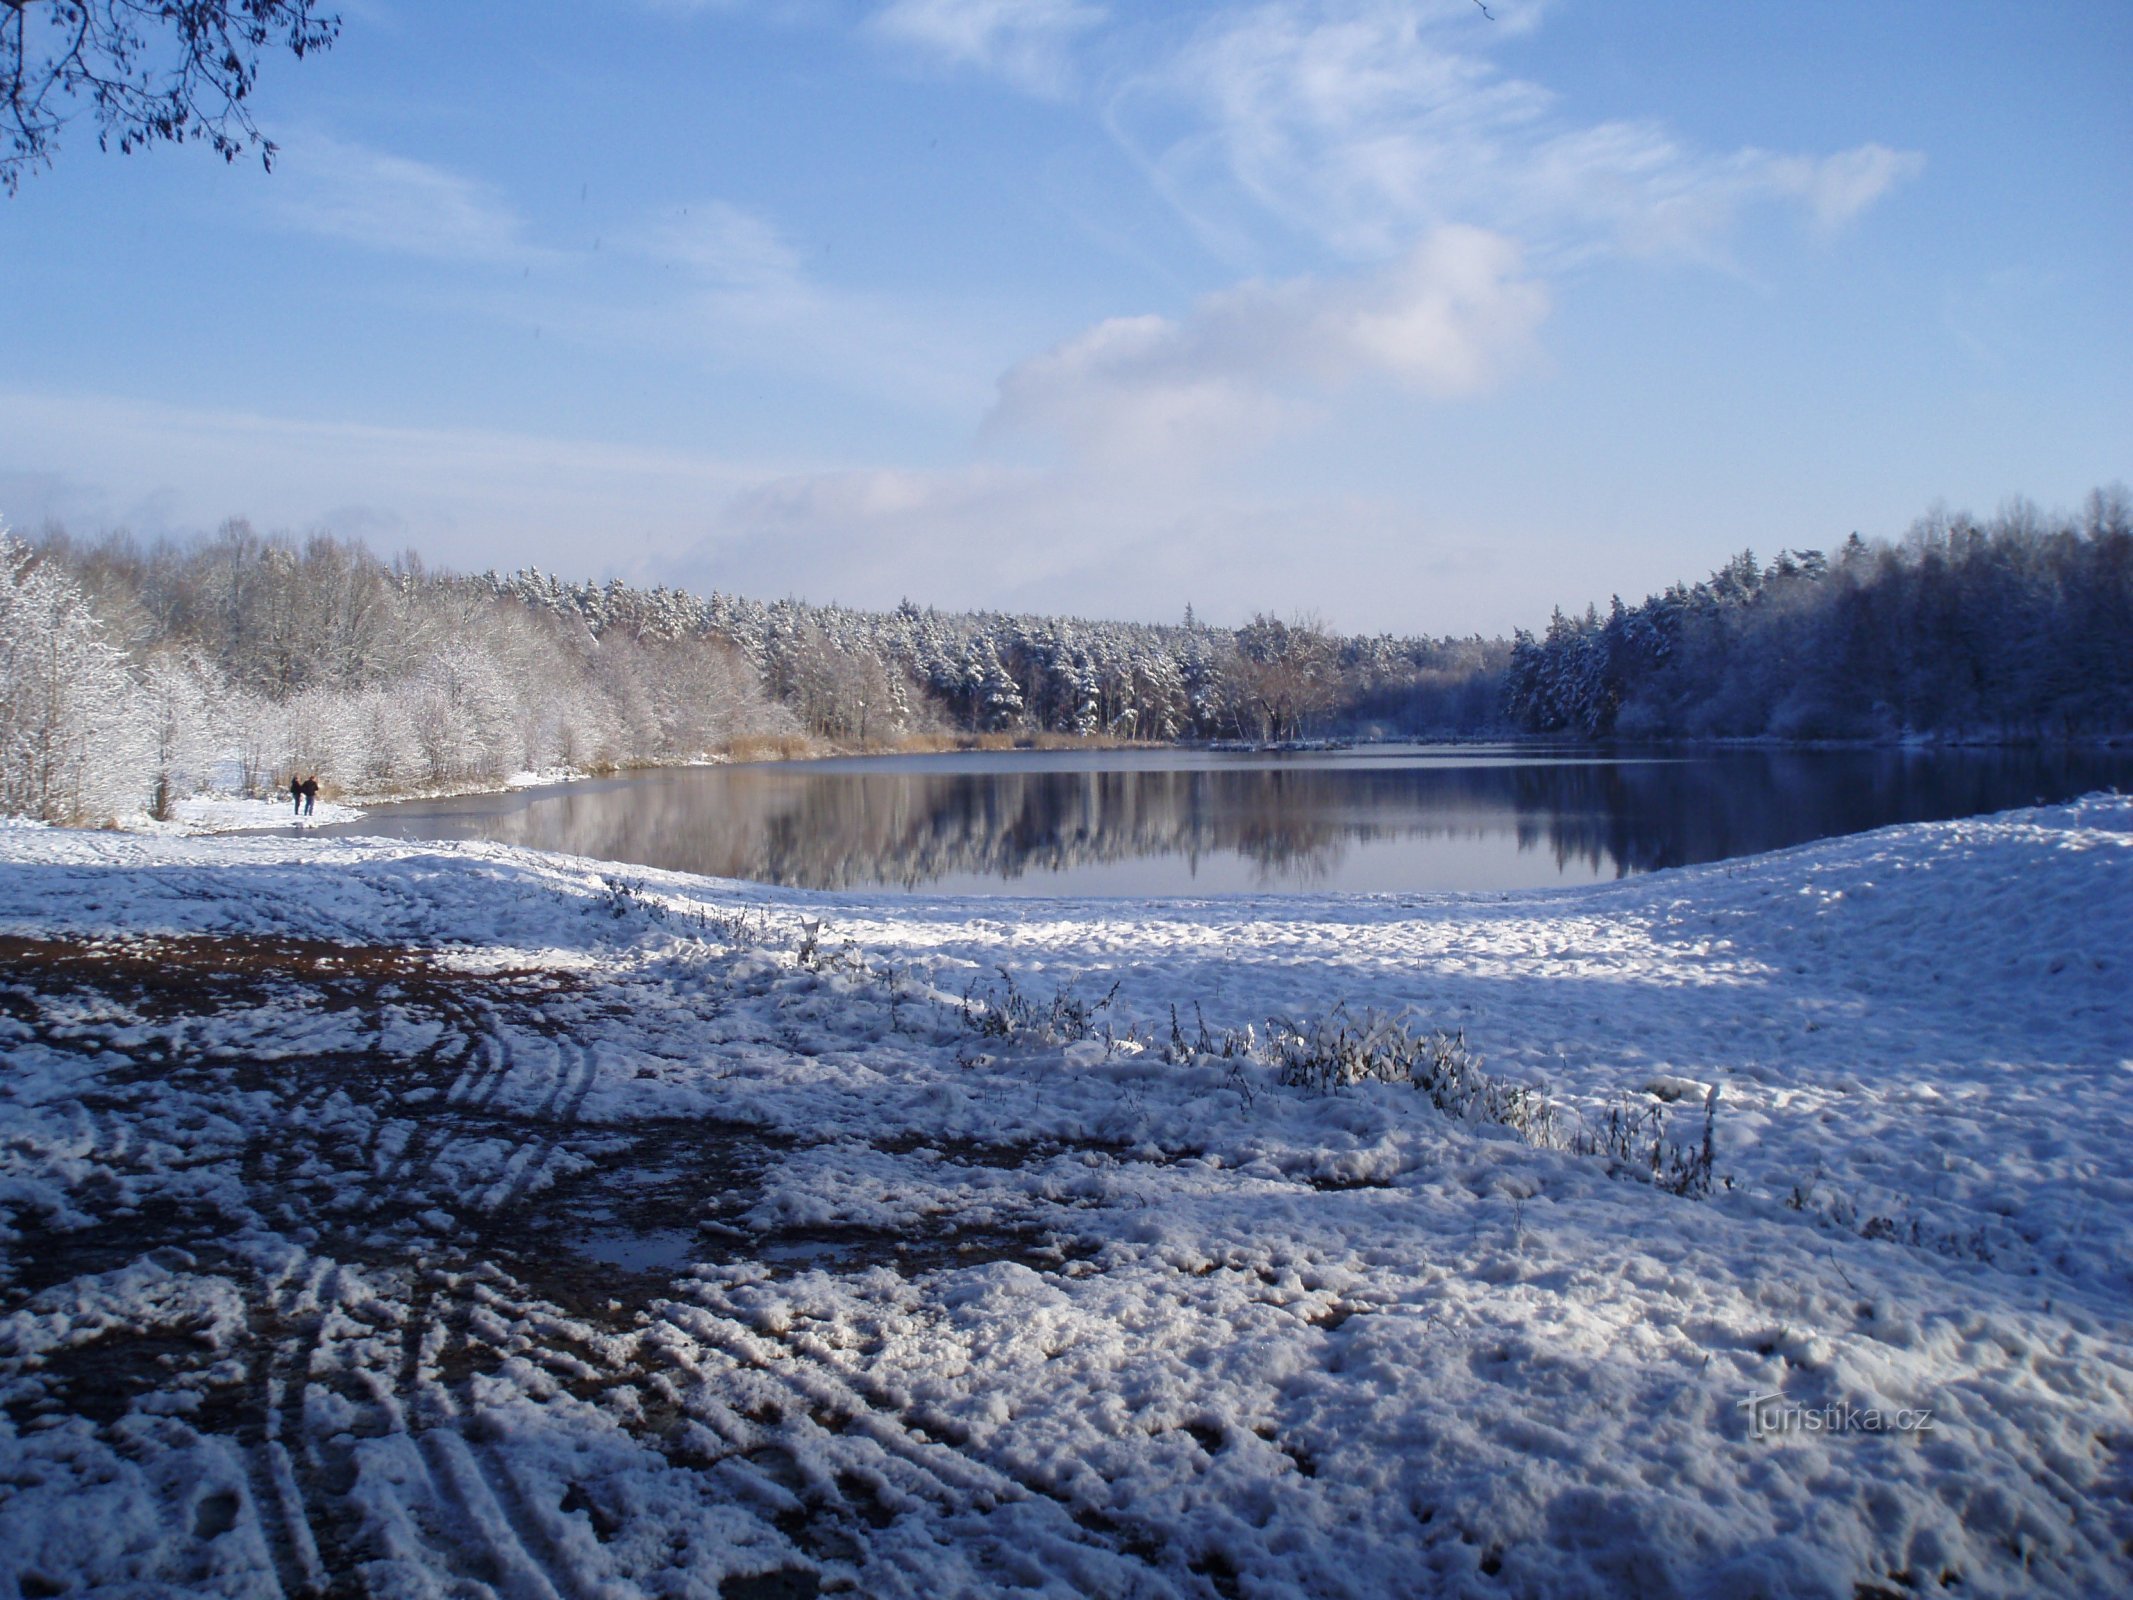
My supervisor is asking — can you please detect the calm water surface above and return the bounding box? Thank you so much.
[322,744,2133,896]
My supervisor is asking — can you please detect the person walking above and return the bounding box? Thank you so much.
[300,775,318,818]
[290,774,303,816]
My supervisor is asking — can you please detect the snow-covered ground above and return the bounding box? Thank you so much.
[148,793,370,834]
[136,765,651,836]
[0,798,2128,1598]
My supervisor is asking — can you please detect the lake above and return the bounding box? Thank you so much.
[317,743,2133,896]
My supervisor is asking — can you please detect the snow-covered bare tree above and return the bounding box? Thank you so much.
[139,646,220,818]
[0,528,144,820]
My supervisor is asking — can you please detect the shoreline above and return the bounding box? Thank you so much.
[130,731,1169,836]
[125,726,2133,840]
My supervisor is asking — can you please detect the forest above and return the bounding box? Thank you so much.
[0,518,1503,824]
[1505,488,2133,741]
[2,486,2125,826]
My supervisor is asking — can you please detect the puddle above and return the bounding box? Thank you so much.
[758,1238,857,1269]
[572,1227,705,1274]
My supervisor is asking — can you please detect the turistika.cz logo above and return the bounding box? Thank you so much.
[1739,1393,1935,1441]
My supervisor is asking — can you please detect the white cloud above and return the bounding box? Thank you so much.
[1109,0,1922,262]
[267,134,534,262]
[664,224,1552,619]
[692,464,1047,601]
[1767,143,1928,233]
[0,384,1552,636]
[870,0,1105,98]
[990,225,1548,465]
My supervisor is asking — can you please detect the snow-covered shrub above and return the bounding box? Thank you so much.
[407,639,520,783]
[346,684,419,786]
[225,687,289,796]
[283,683,365,788]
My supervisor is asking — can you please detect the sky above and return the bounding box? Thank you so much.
[1,0,2127,636]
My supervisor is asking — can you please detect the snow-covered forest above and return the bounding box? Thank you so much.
[0,519,1506,825]
[1506,487,2133,740]
[5,486,2128,828]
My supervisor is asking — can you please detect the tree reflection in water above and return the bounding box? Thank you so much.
[332,745,2133,895]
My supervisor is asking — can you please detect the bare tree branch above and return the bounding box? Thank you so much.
[2,1,339,195]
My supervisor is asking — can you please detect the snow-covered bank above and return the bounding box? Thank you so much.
[134,767,633,836]
[0,800,2128,1597]
[148,792,371,834]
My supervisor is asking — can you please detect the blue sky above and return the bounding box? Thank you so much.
[2,0,2126,634]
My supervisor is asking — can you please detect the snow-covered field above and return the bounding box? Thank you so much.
[0,798,2128,1598]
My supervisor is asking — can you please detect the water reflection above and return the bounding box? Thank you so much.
[326,745,2133,896]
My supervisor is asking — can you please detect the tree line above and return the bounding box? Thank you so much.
[0,518,1505,824]
[5,485,2124,826]
[1506,489,2133,741]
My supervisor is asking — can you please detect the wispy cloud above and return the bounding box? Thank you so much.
[667,453,1521,630]
[638,200,805,287]
[259,162,1005,418]
[611,200,1002,414]
[991,225,1547,466]
[870,0,1105,98]
[267,134,536,263]
[1768,143,1928,234]
[1108,0,1923,264]
[0,388,783,577]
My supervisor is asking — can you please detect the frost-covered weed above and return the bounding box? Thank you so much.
[1787,1178,2000,1264]
[1570,1090,1722,1197]
[1163,1002,1254,1064]
[1255,1004,1722,1197]
[787,937,1728,1201]
[1265,1008,1507,1114]
[703,903,768,948]
[598,875,667,922]
[596,880,781,963]
[958,967,1123,1047]
[794,916,879,977]
[781,917,922,1033]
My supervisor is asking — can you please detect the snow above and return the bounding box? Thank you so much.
[131,763,728,836]
[0,797,2128,1596]
[144,793,370,834]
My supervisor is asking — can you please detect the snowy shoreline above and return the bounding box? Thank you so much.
[1,798,2129,1596]
[141,729,2130,843]
[131,738,1164,837]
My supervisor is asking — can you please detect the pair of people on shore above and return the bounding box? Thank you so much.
[288,774,319,817]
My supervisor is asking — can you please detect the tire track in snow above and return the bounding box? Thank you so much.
[372,995,513,1201]
[485,1037,603,1215]
[243,1261,331,1599]
[404,1272,614,1600]
[664,1297,1193,1597]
